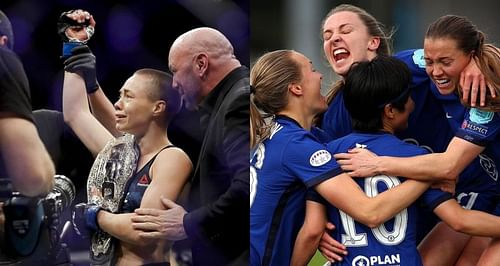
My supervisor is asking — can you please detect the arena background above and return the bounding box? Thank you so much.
[0,0,248,265]
[251,0,500,265]
[0,0,249,110]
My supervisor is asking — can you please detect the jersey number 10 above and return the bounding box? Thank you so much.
[340,175,408,246]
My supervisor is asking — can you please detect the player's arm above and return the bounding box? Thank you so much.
[62,72,113,156]
[335,137,483,181]
[316,174,430,228]
[97,148,192,244]
[63,48,121,138]
[0,115,55,196]
[60,10,121,137]
[435,199,500,237]
[140,148,192,210]
[291,200,328,266]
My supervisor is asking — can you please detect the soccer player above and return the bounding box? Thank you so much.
[317,5,497,264]
[295,56,500,266]
[335,15,500,265]
[250,50,433,266]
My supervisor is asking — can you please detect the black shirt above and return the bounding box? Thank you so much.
[184,66,250,265]
[0,47,33,179]
[0,46,33,122]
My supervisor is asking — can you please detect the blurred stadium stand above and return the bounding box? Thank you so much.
[251,0,500,94]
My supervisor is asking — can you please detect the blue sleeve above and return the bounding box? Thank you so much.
[456,108,500,146]
[310,126,332,144]
[306,188,328,205]
[283,134,343,188]
[420,188,454,210]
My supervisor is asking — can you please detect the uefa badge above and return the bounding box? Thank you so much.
[469,108,493,124]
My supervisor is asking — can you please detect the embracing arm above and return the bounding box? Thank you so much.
[98,148,192,244]
[335,137,483,181]
[0,116,55,196]
[141,148,192,207]
[436,199,500,237]
[63,72,113,156]
[291,201,328,266]
[316,174,429,228]
[459,56,496,107]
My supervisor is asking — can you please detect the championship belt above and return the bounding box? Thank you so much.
[86,134,139,265]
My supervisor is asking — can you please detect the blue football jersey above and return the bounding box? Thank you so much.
[323,48,499,212]
[457,108,500,146]
[322,132,452,266]
[321,91,351,140]
[322,49,454,154]
[319,49,456,243]
[457,108,500,191]
[250,115,343,266]
[409,49,500,212]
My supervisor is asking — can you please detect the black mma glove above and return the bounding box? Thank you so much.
[64,45,99,94]
[57,10,94,59]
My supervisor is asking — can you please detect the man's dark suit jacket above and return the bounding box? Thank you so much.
[184,66,250,265]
